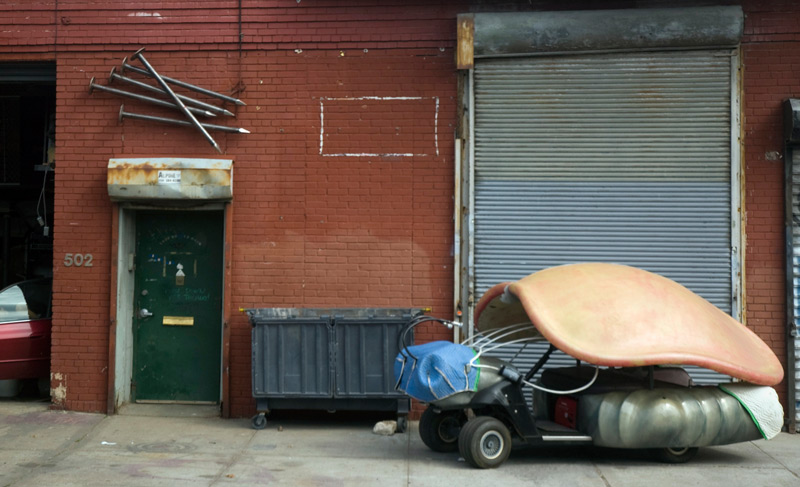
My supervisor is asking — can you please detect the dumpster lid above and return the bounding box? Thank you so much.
[245,307,425,323]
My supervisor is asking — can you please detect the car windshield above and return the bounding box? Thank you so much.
[0,279,51,323]
[0,285,30,322]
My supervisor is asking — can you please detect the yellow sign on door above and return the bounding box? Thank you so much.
[162,316,194,326]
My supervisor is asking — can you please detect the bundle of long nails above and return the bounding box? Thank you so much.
[88,47,248,153]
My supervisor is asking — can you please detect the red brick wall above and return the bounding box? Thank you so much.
[49,53,120,411]
[741,0,800,411]
[2,1,796,416]
[5,21,458,412]
[0,1,458,53]
[227,49,456,416]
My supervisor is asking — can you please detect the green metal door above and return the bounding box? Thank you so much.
[132,210,223,403]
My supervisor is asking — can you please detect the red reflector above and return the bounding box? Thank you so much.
[554,396,578,429]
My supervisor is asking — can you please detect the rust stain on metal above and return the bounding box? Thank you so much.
[107,162,160,186]
[108,167,231,186]
[457,14,474,70]
[107,158,234,201]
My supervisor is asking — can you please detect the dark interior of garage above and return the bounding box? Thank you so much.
[0,62,55,289]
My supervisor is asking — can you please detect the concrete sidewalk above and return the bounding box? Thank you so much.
[1,401,799,487]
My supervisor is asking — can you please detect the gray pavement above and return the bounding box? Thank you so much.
[1,401,799,487]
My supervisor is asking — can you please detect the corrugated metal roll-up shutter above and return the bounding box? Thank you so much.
[473,50,735,384]
[789,149,800,423]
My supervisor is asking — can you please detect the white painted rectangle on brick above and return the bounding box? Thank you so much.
[319,96,439,157]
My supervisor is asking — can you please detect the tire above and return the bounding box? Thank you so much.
[419,408,465,453]
[458,416,512,469]
[251,413,267,430]
[652,446,698,464]
[457,416,480,466]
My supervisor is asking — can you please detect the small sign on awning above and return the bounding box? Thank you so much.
[158,170,181,185]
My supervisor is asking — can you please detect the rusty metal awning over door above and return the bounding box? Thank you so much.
[107,157,233,202]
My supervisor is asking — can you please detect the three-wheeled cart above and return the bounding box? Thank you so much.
[395,264,785,469]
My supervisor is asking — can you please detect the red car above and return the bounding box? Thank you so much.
[0,278,51,382]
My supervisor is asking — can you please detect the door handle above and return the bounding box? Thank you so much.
[138,308,153,319]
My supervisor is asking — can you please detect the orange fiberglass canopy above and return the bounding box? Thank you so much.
[474,263,784,386]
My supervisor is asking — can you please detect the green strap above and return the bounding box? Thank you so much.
[718,384,767,440]
[471,348,481,390]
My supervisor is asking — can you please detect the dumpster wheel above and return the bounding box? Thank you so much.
[251,413,267,430]
[397,415,408,433]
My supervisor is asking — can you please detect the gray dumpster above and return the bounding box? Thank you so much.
[246,308,421,430]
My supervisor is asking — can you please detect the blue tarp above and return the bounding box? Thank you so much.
[394,341,480,402]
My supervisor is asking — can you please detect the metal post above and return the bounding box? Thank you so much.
[132,48,221,153]
[466,68,476,344]
[453,137,462,343]
[109,68,233,117]
[119,105,250,134]
[89,77,216,118]
[122,57,246,107]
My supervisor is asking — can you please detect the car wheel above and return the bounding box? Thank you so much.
[458,416,512,469]
[419,408,464,453]
[652,446,698,464]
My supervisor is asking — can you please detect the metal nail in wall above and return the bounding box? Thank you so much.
[88,47,247,152]
[109,68,229,117]
[120,58,246,107]
[118,105,250,134]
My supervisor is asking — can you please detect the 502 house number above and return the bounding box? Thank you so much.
[63,253,93,267]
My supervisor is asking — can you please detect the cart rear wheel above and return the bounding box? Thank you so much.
[419,408,465,453]
[652,446,698,464]
[458,416,512,469]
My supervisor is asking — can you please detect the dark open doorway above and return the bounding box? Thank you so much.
[0,62,56,288]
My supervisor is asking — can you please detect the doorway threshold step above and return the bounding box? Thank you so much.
[118,403,220,418]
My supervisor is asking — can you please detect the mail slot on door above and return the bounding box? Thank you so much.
[163,316,194,326]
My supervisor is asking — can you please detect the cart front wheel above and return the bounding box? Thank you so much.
[458,416,512,469]
[419,408,465,453]
[652,446,698,464]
